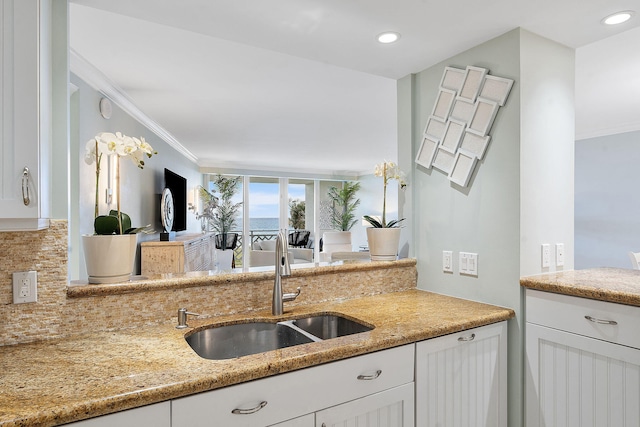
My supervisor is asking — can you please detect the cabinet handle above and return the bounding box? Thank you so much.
[357,369,382,380]
[231,401,267,414]
[584,315,618,325]
[22,167,30,206]
[458,333,476,342]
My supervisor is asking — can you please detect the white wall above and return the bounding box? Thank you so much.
[70,74,202,280]
[399,28,575,427]
[520,30,575,276]
[575,130,640,269]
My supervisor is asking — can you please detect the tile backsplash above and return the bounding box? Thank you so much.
[0,221,417,346]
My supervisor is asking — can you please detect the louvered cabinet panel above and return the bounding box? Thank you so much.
[415,321,508,427]
[526,323,640,427]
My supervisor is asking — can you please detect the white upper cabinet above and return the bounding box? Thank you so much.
[0,0,50,231]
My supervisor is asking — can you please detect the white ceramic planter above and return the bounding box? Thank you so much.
[215,248,235,270]
[82,234,138,284]
[366,227,401,261]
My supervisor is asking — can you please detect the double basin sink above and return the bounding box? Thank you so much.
[186,314,373,360]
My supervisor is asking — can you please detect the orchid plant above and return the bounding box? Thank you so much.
[84,132,157,235]
[363,161,407,228]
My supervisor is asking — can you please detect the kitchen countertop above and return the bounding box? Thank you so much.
[0,289,513,427]
[520,267,640,306]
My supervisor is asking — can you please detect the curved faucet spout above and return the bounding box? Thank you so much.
[272,230,296,315]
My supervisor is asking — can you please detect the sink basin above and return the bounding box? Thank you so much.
[186,322,314,360]
[185,314,373,360]
[292,314,373,339]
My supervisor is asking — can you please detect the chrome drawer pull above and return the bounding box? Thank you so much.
[585,315,618,325]
[357,369,382,380]
[231,401,267,414]
[458,333,476,342]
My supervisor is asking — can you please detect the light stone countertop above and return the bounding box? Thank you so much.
[0,289,513,427]
[520,267,640,306]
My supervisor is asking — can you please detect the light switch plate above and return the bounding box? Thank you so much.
[541,244,550,268]
[459,252,478,277]
[556,243,565,267]
[443,251,453,273]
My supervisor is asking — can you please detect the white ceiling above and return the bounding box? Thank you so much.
[69,0,640,176]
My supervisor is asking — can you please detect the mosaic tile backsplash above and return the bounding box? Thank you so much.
[0,221,417,346]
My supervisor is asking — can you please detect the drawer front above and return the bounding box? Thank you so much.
[526,289,640,349]
[172,344,414,427]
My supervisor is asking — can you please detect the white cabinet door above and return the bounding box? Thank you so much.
[315,383,414,427]
[415,321,508,427]
[526,322,640,427]
[270,414,314,427]
[0,0,49,230]
[64,402,170,427]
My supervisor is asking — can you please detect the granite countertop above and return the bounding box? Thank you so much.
[520,267,640,306]
[0,289,513,427]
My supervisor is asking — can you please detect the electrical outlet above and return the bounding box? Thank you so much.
[443,251,453,273]
[13,271,37,304]
[541,244,550,268]
[556,243,565,267]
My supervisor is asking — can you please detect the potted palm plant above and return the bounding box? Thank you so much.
[82,132,156,283]
[206,175,242,269]
[363,161,407,261]
[324,181,361,255]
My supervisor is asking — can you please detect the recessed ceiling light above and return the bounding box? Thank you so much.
[377,32,401,44]
[602,10,634,25]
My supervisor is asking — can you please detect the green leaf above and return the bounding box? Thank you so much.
[108,210,132,233]
[94,215,119,235]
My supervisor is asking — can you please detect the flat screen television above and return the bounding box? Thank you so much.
[164,168,187,232]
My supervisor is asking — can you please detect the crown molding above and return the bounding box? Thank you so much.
[576,121,640,141]
[69,49,198,164]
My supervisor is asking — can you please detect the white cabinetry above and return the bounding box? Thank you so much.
[63,402,170,427]
[415,321,508,427]
[0,0,50,231]
[315,383,414,427]
[171,344,414,427]
[525,289,640,427]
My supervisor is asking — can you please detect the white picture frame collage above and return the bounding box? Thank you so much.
[416,65,514,187]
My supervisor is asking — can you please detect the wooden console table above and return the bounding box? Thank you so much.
[141,233,215,276]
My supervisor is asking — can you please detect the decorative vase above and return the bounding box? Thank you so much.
[82,234,138,284]
[366,227,401,261]
[215,248,235,270]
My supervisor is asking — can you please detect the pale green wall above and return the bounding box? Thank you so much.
[70,73,202,280]
[398,29,575,426]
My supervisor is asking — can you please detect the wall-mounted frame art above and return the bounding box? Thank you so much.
[439,66,466,91]
[423,116,447,141]
[479,75,514,106]
[450,98,475,124]
[449,150,478,187]
[432,147,456,174]
[468,98,499,136]
[431,88,457,120]
[458,66,488,103]
[460,131,491,160]
[440,119,466,153]
[415,135,439,169]
[418,63,515,188]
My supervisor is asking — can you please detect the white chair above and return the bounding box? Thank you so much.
[249,240,313,267]
[320,231,353,262]
[628,251,640,269]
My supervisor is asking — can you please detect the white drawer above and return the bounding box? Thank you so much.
[526,289,640,349]
[171,344,414,427]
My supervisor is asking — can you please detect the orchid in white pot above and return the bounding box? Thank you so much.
[363,161,407,261]
[82,132,157,283]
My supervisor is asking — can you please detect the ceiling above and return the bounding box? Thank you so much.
[69,0,640,176]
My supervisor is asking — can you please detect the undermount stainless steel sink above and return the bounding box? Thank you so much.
[186,322,314,360]
[185,314,373,360]
[291,314,373,340]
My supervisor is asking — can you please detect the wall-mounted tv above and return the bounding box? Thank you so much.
[164,168,187,232]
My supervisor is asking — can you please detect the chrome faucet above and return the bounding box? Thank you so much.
[272,230,300,315]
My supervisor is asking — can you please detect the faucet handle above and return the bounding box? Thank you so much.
[176,308,200,329]
[282,287,301,302]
